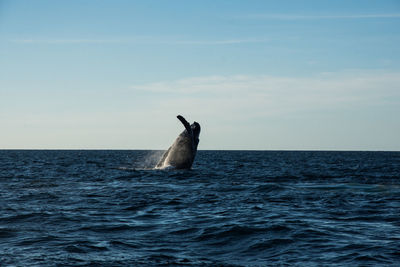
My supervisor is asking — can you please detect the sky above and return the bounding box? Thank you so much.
[0,0,399,150]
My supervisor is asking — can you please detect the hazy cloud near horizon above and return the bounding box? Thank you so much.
[2,70,399,150]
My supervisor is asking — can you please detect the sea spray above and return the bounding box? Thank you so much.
[136,150,165,169]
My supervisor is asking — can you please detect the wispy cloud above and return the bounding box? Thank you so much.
[164,38,269,45]
[3,70,399,149]
[10,37,268,45]
[237,13,400,20]
[126,70,400,149]
[10,38,123,44]
[132,70,400,120]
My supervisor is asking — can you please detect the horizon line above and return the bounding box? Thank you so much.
[1,148,399,152]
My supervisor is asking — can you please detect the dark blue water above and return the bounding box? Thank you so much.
[1,150,399,266]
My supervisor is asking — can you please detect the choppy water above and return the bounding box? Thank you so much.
[0,150,399,266]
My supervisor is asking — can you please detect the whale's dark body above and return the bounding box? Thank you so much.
[156,115,200,169]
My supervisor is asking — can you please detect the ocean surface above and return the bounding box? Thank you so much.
[0,150,399,266]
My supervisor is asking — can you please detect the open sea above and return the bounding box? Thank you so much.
[0,150,399,266]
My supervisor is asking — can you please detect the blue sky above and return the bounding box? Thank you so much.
[1,0,399,150]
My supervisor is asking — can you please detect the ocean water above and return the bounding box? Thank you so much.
[0,150,399,266]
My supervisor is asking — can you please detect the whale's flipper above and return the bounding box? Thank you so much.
[177,115,193,136]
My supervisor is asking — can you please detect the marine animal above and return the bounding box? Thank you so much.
[155,115,200,169]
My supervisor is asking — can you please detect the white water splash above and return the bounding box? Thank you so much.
[138,150,165,169]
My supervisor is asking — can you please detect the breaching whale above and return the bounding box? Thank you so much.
[155,115,200,169]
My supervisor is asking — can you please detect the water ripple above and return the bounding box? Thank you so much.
[0,150,399,266]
